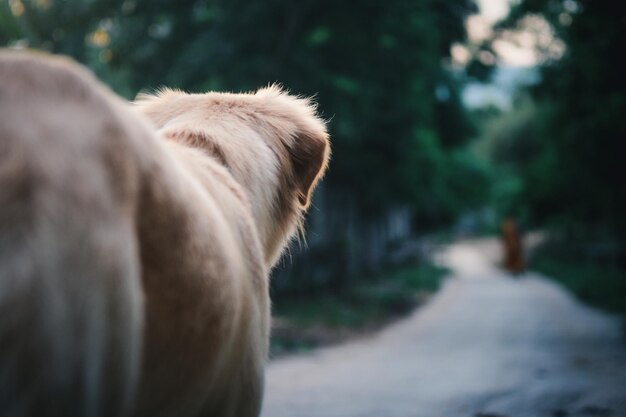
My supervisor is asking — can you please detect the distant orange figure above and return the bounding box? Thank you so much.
[500,217,525,274]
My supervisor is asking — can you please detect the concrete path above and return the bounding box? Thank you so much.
[261,240,626,417]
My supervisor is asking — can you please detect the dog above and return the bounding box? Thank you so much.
[0,50,329,417]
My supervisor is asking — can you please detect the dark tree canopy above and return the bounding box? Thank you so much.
[491,1,626,247]
[1,0,485,222]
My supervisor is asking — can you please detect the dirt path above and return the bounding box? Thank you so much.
[261,240,626,417]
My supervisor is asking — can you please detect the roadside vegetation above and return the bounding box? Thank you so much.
[471,2,626,329]
[531,239,626,328]
[271,262,448,356]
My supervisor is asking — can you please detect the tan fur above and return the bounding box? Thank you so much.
[0,50,329,417]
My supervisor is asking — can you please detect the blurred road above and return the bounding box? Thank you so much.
[261,239,626,417]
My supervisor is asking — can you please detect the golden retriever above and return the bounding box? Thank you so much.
[0,50,329,417]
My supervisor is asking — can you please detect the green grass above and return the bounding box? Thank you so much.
[532,256,626,323]
[381,263,448,292]
[274,295,381,328]
[270,263,448,355]
[274,263,448,328]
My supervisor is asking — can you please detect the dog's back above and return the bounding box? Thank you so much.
[0,51,144,417]
[0,50,329,417]
[0,52,270,417]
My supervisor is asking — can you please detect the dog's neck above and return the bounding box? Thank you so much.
[214,148,297,268]
[162,125,294,268]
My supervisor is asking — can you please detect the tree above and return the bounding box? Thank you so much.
[3,0,484,223]
[494,1,626,251]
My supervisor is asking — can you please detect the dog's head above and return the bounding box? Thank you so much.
[134,85,330,266]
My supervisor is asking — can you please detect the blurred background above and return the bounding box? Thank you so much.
[2,0,625,388]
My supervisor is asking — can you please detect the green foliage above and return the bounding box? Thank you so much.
[532,249,626,325]
[496,1,626,249]
[273,263,448,328]
[0,2,21,43]
[275,296,373,329]
[372,262,448,292]
[478,0,626,320]
[470,96,552,219]
[3,0,485,222]
[271,261,447,354]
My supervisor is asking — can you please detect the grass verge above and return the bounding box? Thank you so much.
[532,256,626,327]
[270,263,448,356]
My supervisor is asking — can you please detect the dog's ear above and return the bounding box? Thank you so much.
[289,122,329,208]
[255,86,330,208]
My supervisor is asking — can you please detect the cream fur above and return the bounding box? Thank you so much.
[0,50,329,417]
